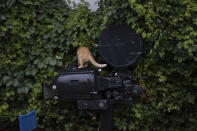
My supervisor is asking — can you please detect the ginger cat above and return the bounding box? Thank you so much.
[77,46,107,68]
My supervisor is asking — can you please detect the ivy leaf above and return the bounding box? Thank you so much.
[17,83,33,94]
[57,61,63,67]
[193,17,197,25]
[6,80,13,86]
[159,51,165,58]
[3,75,11,82]
[17,87,29,94]
[1,102,9,110]
[38,62,45,69]
[7,0,16,8]
[25,68,38,76]
[47,57,57,66]
[13,79,19,87]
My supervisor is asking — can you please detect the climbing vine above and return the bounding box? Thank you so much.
[0,0,197,130]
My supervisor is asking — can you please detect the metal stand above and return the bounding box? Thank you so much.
[98,101,114,131]
[77,100,124,131]
[98,106,113,131]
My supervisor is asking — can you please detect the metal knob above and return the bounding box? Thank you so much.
[52,85,56,90]
[54,96,58,100]
[98,68,102,72]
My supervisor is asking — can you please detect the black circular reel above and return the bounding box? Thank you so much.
[99,23,143,67]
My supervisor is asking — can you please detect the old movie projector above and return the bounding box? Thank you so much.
[44,23,144,131]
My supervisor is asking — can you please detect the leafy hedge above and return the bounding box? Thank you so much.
[0,0,197,130]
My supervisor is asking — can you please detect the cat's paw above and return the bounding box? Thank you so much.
[78,66,83,69]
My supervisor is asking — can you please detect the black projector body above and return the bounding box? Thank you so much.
[44,23,144,131]
[51,67,142,103]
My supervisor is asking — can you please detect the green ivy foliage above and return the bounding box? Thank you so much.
[0,0,197,130]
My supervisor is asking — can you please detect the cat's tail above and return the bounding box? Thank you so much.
[89,56,107,68]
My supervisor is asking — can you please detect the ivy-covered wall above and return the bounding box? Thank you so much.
[0,0,197,130]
